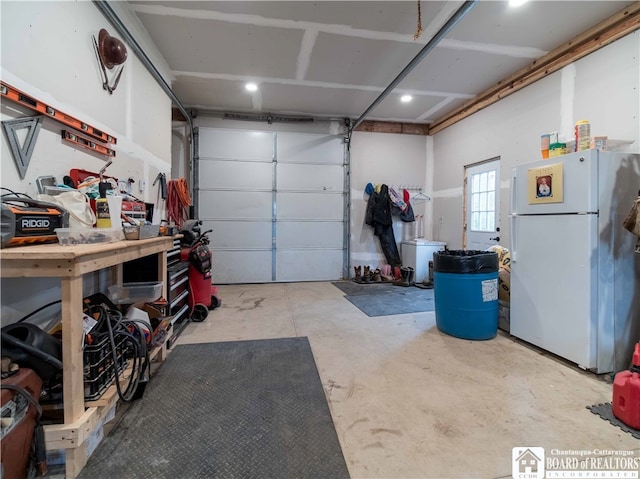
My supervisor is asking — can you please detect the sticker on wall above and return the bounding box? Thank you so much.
[92,29,128,94]
[527,163,563,204]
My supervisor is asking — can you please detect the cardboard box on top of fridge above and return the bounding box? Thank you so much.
[602,139,635,152]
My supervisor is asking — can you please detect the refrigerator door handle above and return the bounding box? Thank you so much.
[510,167,517,262]
[511,167,518,216]
[510,214,517,262]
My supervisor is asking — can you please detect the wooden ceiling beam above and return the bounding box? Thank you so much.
[354,120,429,135]
[172,107,187,122]
[429,2,640,135]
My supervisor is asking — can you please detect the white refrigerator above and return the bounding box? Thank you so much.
[510,149,640,373]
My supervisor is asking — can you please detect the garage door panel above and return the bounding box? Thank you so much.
[277,163,343,192]
[203,220,272,249]
[199,128,273,160]
[198,128,345,284]
[276,250,343,282]
[199,191,272,219]
[277,133,343,164]
[214,250,272,284]
[199,160,273,190]
[278,222,343,249]
[277,192,343,220]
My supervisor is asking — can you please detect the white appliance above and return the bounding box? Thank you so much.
[510,149,640,373]
[401,239,446,283]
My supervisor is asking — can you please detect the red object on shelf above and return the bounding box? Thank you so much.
[612,343,640,430]
[69,168,116,187]
[88,199,146,220]
[73,168,147,222]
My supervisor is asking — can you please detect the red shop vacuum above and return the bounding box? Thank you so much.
[612,343,640,430]
[179,220,220,322]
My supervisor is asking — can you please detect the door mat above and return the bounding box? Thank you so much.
[332,280,401,296]
[78,338,350,479]
[332,282,435,317]
[586,403,640,439]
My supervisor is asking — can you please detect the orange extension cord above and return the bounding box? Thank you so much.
[167,178,192,228]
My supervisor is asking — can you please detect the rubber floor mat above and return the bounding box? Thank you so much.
[332,282,435,317]
[332,280,400,296]
[586,402,640,439]
[78,338,350,479]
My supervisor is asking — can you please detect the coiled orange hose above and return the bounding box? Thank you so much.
[167,178,192,227]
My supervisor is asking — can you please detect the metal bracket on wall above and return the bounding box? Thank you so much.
[2,115,43,179]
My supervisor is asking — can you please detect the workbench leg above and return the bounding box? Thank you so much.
[112,263,123,286]
[156,341,168,362]
[65,445,87,479]
[157,250,169,361]
[61,275,87,478]
[157,250,167,303]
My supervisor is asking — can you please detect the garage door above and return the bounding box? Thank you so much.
[196,127,347,284]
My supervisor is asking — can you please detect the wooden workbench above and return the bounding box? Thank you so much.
[0,236,173,478]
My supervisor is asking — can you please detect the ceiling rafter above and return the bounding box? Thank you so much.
[354,121,429,135]
[429,1,640,135]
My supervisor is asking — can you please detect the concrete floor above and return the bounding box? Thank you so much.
[176,282,639,479]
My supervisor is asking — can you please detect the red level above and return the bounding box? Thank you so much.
[61,130,116,158]
[1,81,117,145]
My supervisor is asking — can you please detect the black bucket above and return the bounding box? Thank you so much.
[1,322,63,382]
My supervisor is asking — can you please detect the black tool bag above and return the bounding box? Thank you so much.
[189,243,211,275]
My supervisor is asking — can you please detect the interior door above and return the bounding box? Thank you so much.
[465,158,501,250]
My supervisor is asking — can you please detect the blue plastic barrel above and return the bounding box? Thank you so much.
[433,250,499,340]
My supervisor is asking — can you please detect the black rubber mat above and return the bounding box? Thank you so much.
[78,338,350,479]
[332,280,401,296]
[586,402,640,439]
[333,282,435,317]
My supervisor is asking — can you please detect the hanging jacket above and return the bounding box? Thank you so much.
[372,184,393,229]
[363,183,402,266]
[365,184,393,229]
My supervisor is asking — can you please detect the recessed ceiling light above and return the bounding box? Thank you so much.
[245,83,258,92]
[400,95,413,103]
[508,0,529,7]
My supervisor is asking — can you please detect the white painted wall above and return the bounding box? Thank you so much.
[431,32,640,250]
[1,1,172,203]
[1,1,173,324]
[350,132,429,270]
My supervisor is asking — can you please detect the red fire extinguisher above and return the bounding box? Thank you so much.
[612,343,640,430]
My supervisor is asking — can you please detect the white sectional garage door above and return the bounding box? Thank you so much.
[196,127,346,284]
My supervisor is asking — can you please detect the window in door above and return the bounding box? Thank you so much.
[465,158,501,250]
[470,169,496,233]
